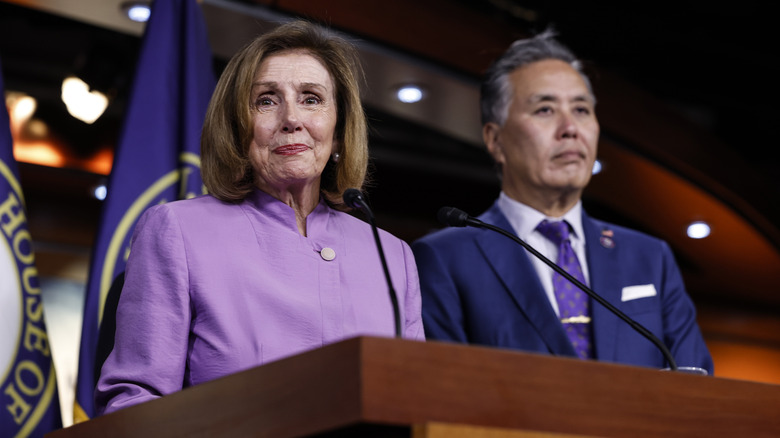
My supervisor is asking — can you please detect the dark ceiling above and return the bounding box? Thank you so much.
[1,0,779,319]
[5,0,779,175]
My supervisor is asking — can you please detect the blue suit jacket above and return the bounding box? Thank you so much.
[412,201,713,373]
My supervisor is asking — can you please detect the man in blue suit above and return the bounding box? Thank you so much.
[412,31,713,373]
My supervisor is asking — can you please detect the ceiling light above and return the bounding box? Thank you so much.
[686,221,711,239]
[12,143,66,168]
[592,159,603,175]
[9,94,36,122]
[61,76,109,124]
[93,184,108,201]
[396,85,424,103]
[121,1,151,23]
[6,92,37,135]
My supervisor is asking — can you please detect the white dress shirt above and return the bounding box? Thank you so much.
[497,192,590,316]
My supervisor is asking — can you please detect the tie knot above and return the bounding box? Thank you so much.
[536,220,571,245]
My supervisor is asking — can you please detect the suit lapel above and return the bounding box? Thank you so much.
[583,213,622,362]
[476,204,577,357]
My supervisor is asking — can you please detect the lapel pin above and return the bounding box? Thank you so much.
[600,229,615,249]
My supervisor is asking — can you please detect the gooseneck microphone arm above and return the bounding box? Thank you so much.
[344,188,402,338]
[437,207,678,371]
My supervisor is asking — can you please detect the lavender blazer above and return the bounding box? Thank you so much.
[96,190,424,415]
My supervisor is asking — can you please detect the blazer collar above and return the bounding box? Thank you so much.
[475,202,578,357]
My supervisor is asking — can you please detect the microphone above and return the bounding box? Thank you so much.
[344,188,402,338]
[437,206,679,371]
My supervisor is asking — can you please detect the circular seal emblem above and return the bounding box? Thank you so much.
[0,210,23,386]
[0,158,58,436]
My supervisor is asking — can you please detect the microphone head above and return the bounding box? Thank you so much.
[437,207,470,227]
[343,188,364,209]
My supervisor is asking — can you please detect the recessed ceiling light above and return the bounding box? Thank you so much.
[93,184,108,201]
[396,85,424,103]
[592,159,603,175]
[121,1,151,23]
[686,221,711,239]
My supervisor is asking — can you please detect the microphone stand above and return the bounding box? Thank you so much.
[439,207,678,371]
[345,189,402,338]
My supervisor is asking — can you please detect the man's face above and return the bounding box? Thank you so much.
[483,59,599,202]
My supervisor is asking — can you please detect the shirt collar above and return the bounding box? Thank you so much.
[497,192,585,243]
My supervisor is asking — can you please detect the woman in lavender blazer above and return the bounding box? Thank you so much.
[95,21,424,415]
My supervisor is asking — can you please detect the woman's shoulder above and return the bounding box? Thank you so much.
[139,194,245,227]
[330,208,410,248]
[144,194,240,215]
[154,193,229,210]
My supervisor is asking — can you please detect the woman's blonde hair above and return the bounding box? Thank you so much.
[201,20,368,206]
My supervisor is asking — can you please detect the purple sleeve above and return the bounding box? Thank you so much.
[400,239,425,341]
[95,205,191,415]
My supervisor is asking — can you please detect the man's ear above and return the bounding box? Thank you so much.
[483,122,505,165]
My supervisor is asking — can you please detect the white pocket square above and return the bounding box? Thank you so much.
[621,284,657,302]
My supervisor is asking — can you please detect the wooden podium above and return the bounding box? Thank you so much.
[48,337,780,437]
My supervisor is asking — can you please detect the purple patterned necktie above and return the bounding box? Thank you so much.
[536,220,593,359]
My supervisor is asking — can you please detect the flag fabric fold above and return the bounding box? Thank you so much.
[74,0,216,422]
[1,57,63,437]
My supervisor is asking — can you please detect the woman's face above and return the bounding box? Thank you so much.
[248,50,338,194]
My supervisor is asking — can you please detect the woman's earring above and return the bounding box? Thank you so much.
[331,152,340,163]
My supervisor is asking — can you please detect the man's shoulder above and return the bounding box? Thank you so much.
[585,215,667,249]
[413,201,506,251]
[413,224,481,249]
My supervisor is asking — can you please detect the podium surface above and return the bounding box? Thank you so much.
[48,337,780,437]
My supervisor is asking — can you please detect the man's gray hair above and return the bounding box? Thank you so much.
[480,29,594,126]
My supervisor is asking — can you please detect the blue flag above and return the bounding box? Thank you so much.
[1,58,63,437]
[74,0,216,421]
